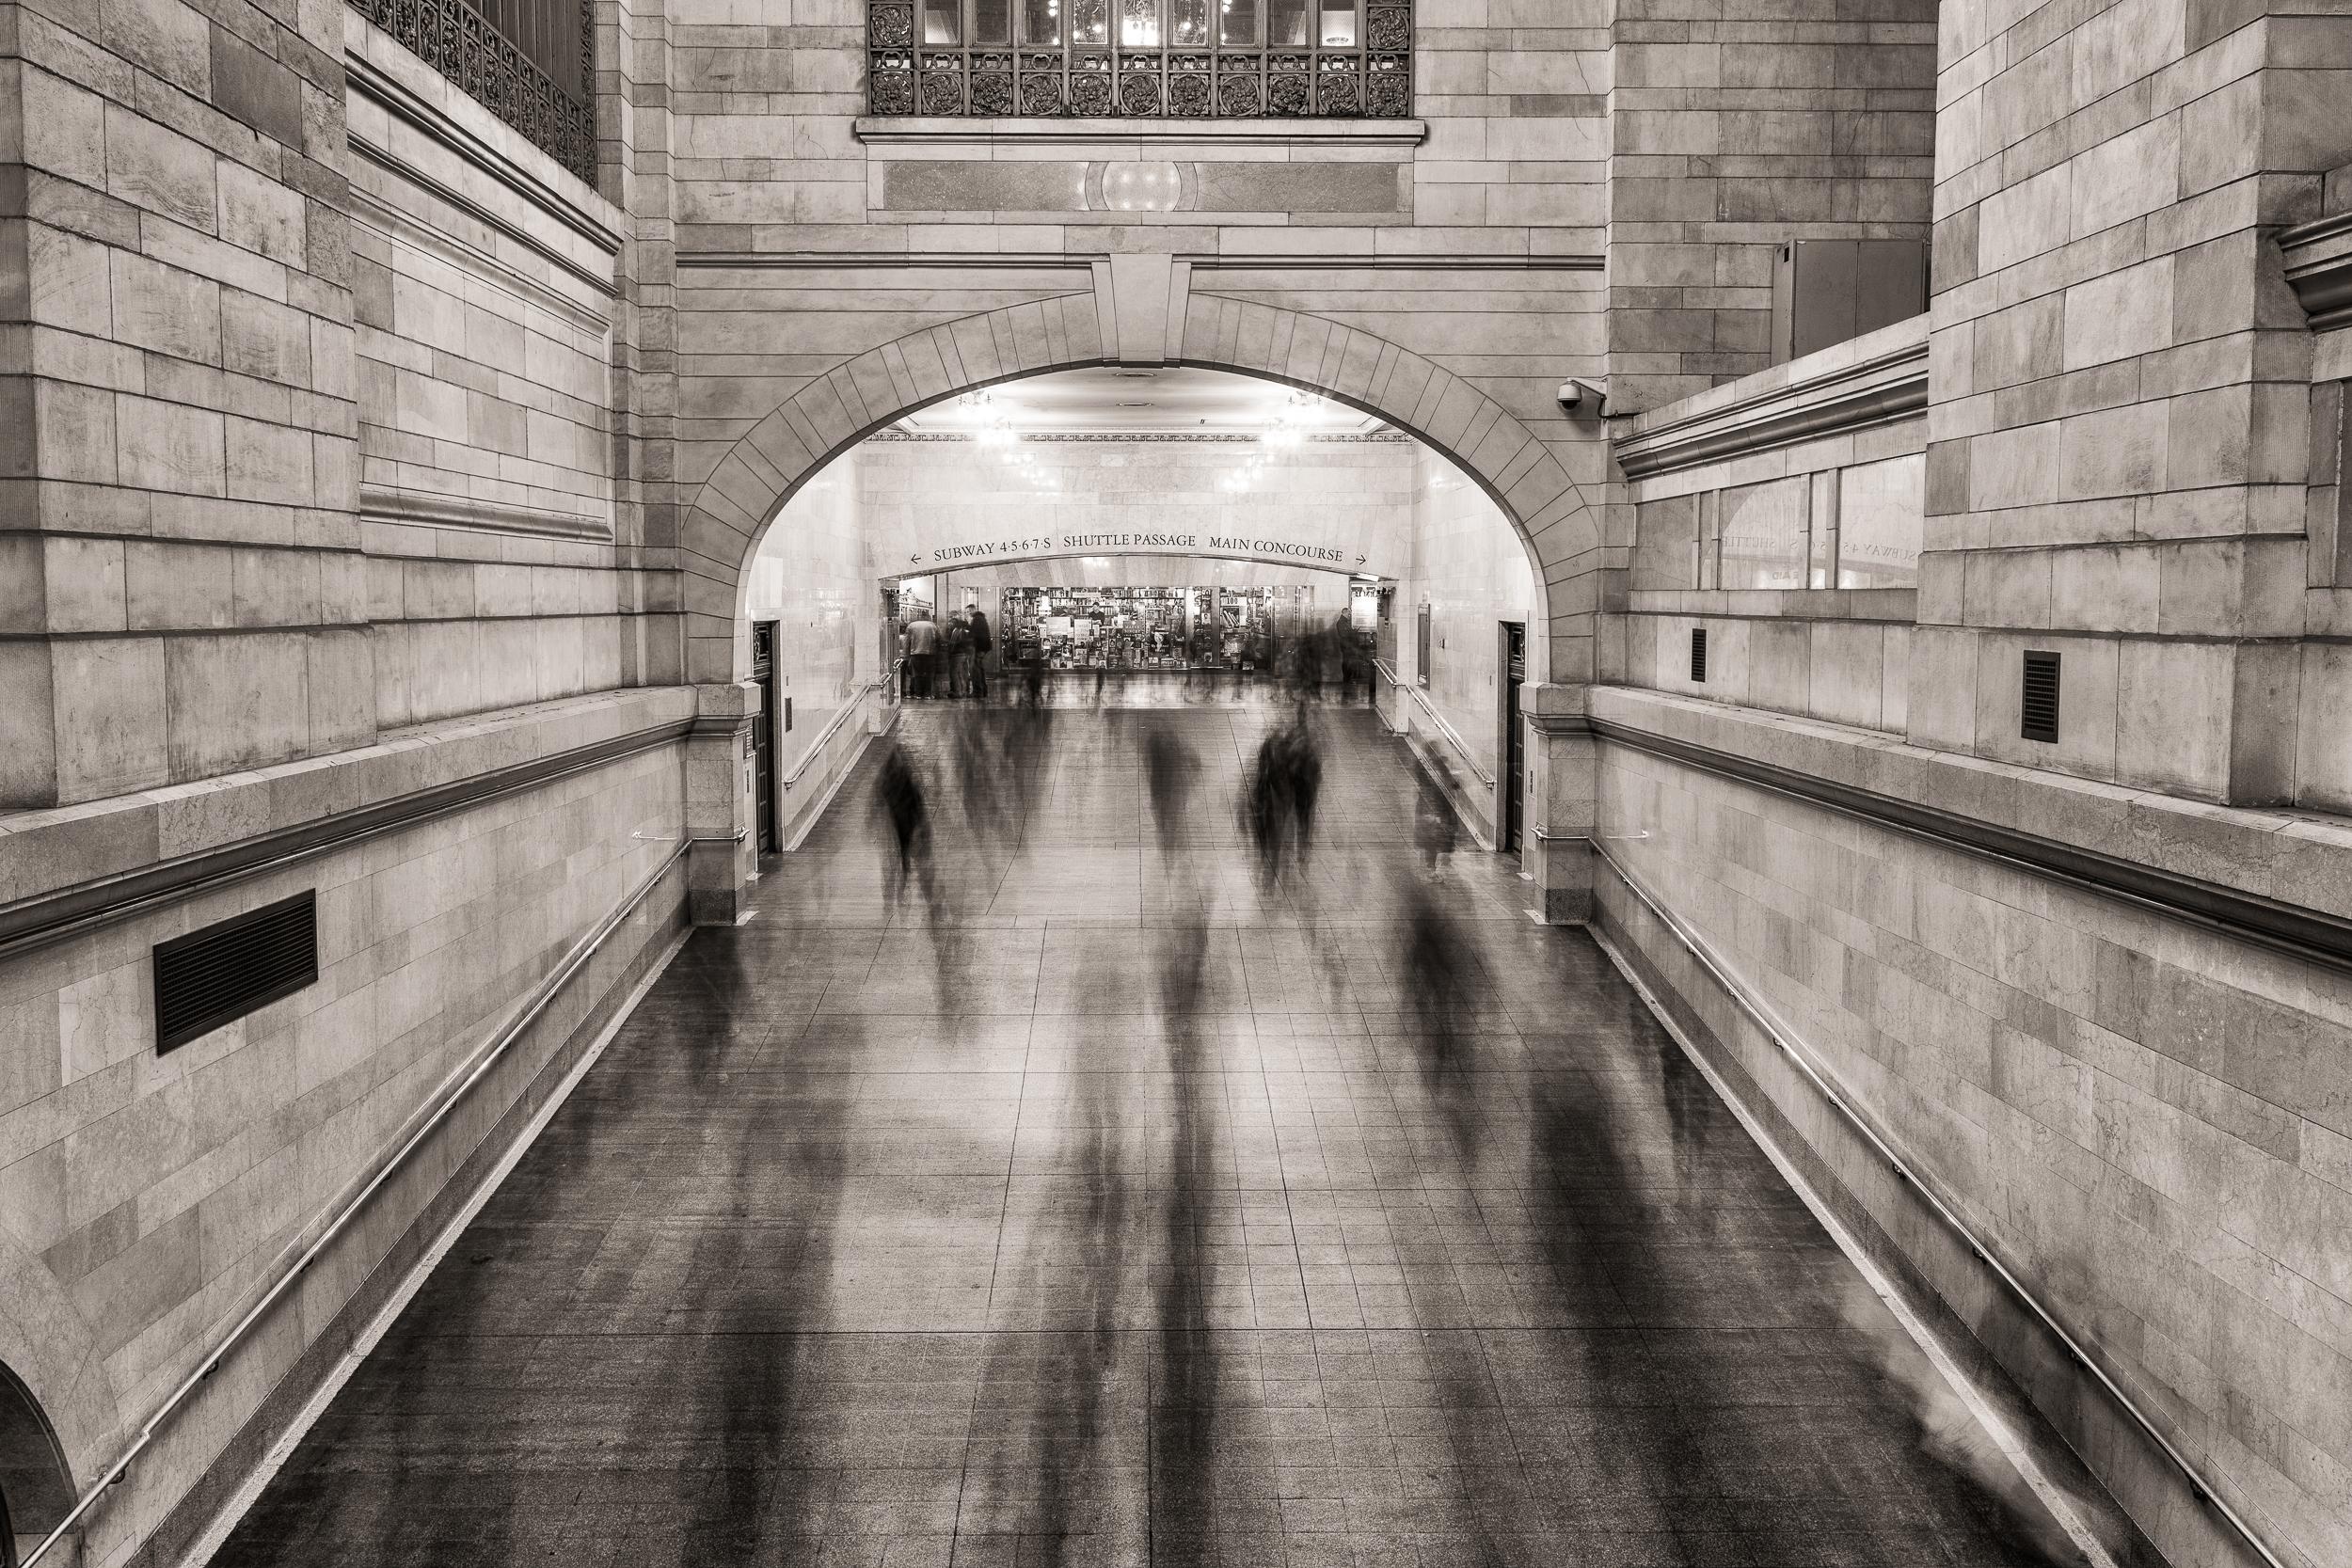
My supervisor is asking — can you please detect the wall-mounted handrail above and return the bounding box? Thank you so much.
[1373,657,1495,787]
[1589,838,2287,1568]
[778,680,886,788]
[21,838,692,1568]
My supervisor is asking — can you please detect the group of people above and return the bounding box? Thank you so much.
[897,605,992,700]
[896,603,1375,706]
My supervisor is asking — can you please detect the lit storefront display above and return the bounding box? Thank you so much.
[1000,584,1320,670]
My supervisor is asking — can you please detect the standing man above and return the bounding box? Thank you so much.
[966,601,993,699]
[903,607,940,699]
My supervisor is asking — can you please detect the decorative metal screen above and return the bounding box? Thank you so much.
[867,0,1411,118]
[350,0,596,183]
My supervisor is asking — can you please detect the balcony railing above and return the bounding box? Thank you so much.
[352,0,596,184]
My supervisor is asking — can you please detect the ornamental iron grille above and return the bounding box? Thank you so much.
[868,0,1411,119]
[350,0,597,183]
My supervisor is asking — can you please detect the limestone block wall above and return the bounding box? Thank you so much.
[1602,0,1939,411]
[0,0,365,810]
[0,689,691,1567]
[1918,0,2352,806]
[344,17,660,731]
[1592,686,2352,1568]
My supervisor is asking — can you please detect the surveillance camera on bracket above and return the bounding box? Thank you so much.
[1556,377,1608,418]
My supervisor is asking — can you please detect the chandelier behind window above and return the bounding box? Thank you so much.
[868,0,1412,119]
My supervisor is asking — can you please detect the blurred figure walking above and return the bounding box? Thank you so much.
[965,603,993,698]
[943,610,973,698]
[873,743,940,921]
[1241,709,1324,893]
[902,610,940,700]
[1414,764,1459,875]
[1143,728,1200,857]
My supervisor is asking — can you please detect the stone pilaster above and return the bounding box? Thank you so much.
[1916,0,2352,805]
[1523,685,1597,923]
[685,679,758,924]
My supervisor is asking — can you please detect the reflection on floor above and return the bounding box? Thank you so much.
[213,690,2084,1567]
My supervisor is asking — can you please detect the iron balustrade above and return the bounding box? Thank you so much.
[866,0,1411,118]
[350,0,597,183]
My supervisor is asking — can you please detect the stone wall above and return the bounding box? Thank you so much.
[1592,686,2352,1568]
[0,689,691,1567]
[1917,0,2352,806]
[1603,0,1938,412]
[0,0,364,811]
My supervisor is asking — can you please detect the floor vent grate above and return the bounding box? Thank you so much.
[153,890,318,1053]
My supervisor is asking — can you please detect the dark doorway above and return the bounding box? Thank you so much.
[1502,622,1526,854]
[752,620,778,854]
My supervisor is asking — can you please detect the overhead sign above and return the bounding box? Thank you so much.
[916,531,1363,568]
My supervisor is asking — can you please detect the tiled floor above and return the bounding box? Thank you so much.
[213,687,2082,1567]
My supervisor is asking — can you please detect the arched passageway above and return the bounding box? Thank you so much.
[680,297,1606,689]
[0,1365,74,1568]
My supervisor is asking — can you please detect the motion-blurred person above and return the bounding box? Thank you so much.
[1414,764,1459,875]
[1143,728,1200,857]
[872,742,940,921]
[902,609,939,699]
[944,610,973,699]
[1402,883,1480,1161]
[955,708,1012,848]
[965,603,992,698]
[1240,710,1323,893]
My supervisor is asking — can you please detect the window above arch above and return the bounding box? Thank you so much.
[866,0,1412,119]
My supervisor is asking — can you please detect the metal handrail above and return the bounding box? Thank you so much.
[22,838,693,1568]
[1372,657,1496,787]
[1589,838,2287,1568]
[778,679,887,788]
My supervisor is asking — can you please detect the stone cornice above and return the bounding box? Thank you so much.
[2280,210,2352,332]
[0,691,694,958]
[1612,319,1929,482]
[853,116,1428,147]
[1591,688,2352,976]
[344,45,623,290]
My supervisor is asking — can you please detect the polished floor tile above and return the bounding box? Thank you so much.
[212,686,2085,1567]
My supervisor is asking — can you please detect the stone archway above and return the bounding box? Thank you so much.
[679,295,1605,688]
[675,294,1606,925]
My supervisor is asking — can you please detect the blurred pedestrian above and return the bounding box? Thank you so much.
[1143,728,1200,857]
[966,603,993,699]
[903,610,939,699]
[1414,766,1458,875]
[945,610,974,699]
[873,742,939,921]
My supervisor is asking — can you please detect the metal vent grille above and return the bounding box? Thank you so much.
[2021,651,2060,742]
[1690,627,1708,684]
[153,891,318,1053]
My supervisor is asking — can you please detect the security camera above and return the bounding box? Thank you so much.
[1556,377,1607,417]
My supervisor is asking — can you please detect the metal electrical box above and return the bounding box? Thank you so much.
[1770,240,1928,365]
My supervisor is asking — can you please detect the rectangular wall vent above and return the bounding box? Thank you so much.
[1690,627,1708,684]
[153,891,318,1054]
[2021,651,2061,742]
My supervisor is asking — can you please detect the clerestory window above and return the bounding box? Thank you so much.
[866,0,1412,118]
